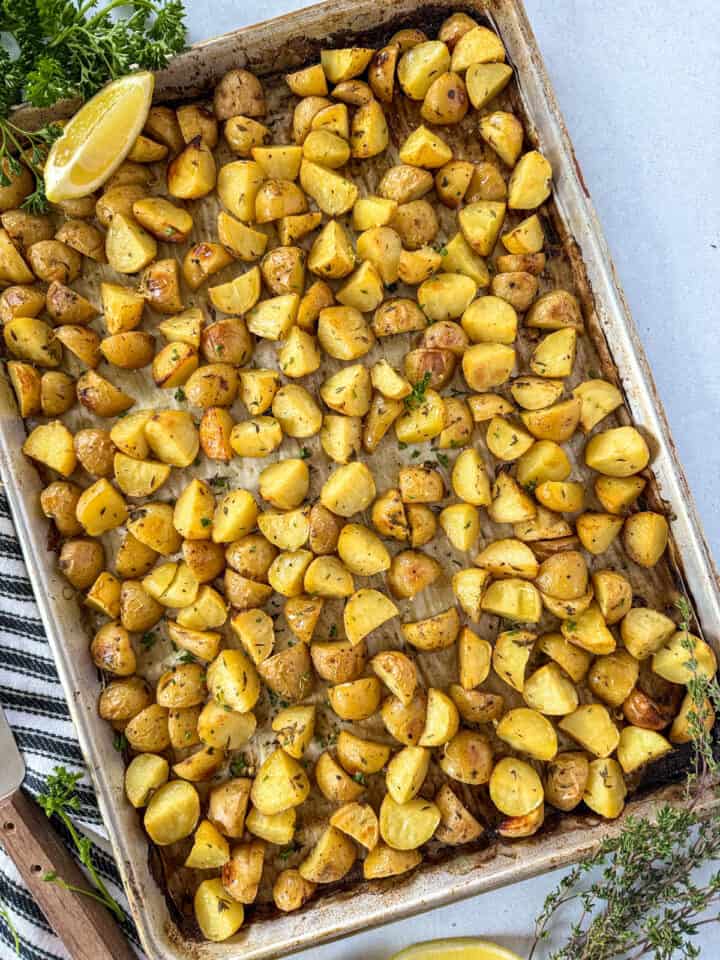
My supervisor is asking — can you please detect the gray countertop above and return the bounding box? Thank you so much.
[182,2,720,955]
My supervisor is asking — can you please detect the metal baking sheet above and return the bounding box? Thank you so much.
[2,0,719,957]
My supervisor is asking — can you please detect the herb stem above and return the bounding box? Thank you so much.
[38,767,125,923]
[0,902,19,955]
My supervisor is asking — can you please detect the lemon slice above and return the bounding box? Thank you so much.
[44,71,155,203]
[391,939,523,960]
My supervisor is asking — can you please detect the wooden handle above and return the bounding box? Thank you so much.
[0,789,136,960]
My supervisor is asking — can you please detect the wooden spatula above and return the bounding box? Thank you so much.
[0,704,136,959]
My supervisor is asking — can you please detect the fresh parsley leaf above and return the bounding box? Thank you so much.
[404,372,432,410]
[37,766,124,921]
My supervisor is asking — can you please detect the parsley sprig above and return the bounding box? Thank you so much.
[0,0,186,211]
[37,766,124,921]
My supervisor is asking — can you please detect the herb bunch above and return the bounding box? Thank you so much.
[531,596,720,960]
[37,766,124,921]
[0,0,186,210]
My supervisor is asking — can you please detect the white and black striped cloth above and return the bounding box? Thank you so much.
[0,491,142,959]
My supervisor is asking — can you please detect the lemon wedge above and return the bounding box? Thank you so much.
[391,939,523,960]
[44,71,155,203]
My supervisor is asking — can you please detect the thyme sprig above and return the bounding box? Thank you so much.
[37,766,124,921]
[531,595,720,960]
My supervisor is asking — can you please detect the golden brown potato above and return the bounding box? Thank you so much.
[421,72,468,125]
[261,245,306,296]
[167,140,217,200]
[434,782,483,845]
[379,794,440,850]
[132,197,192,244]
[388,551,441,599]
[90,621,136,676]
[55,220,105,262]
[622,686,678,731]
[88,565,131,620]
[98,676,152,723]
[72,428,114,478]
[201,317,253,367]
[58,538,104,590]
[27,239,82,284]
[206,778,252,840]
[224,116,270,157]
[259,643,313,703]
[508,150,552,209]
[177,104,219,148]
[328,677,381,721]
[141,106,183,155]
[623,512,669,567]
[95,185,146,230]
[2,210,53,249]
[0,159,33,212]
[381,692,427,746]
[398,41,451,100]
[273,869,316,912]
[310,638,365,685]
[99,331,155,370]
[0,285,46,326]
[7,360,41,417]
[402,607,460,652]
[299,826,356,884]
[214,69,266,120]
[391,200,439,250]
[367,42,399,102]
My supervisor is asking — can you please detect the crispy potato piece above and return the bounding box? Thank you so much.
[489,757,542,819]
[99,676,152,723]
[273,869,316,912]
[398,41,450,100]
[194,879,244,942]
[379,794,440,850]
[259,643,313,702]
[381,692,427,746]
[402,607,460,651]
[583,758,628,819]
[328,677,381,720]
[214,70,265,120]
[251,749,309,815]
[299,826,356,883]
[434,783,483,845]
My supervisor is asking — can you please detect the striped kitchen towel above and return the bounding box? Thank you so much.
[0,491,143,960]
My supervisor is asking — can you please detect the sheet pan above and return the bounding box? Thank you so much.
[1,0,719,956]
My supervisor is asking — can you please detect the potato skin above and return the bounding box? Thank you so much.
[40,481,83,536]
[311,639,366,684]
[2,210,54,248]
[544,752,589,811]
[28,240,82,284]
[421,72,469,125]
[46,281,97,325]
[273,869,316,912]
[214,69,266,120]
[56,220,106,261]
[98,676,152,722]
[74,428,115,477]
[59,538,105,589]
